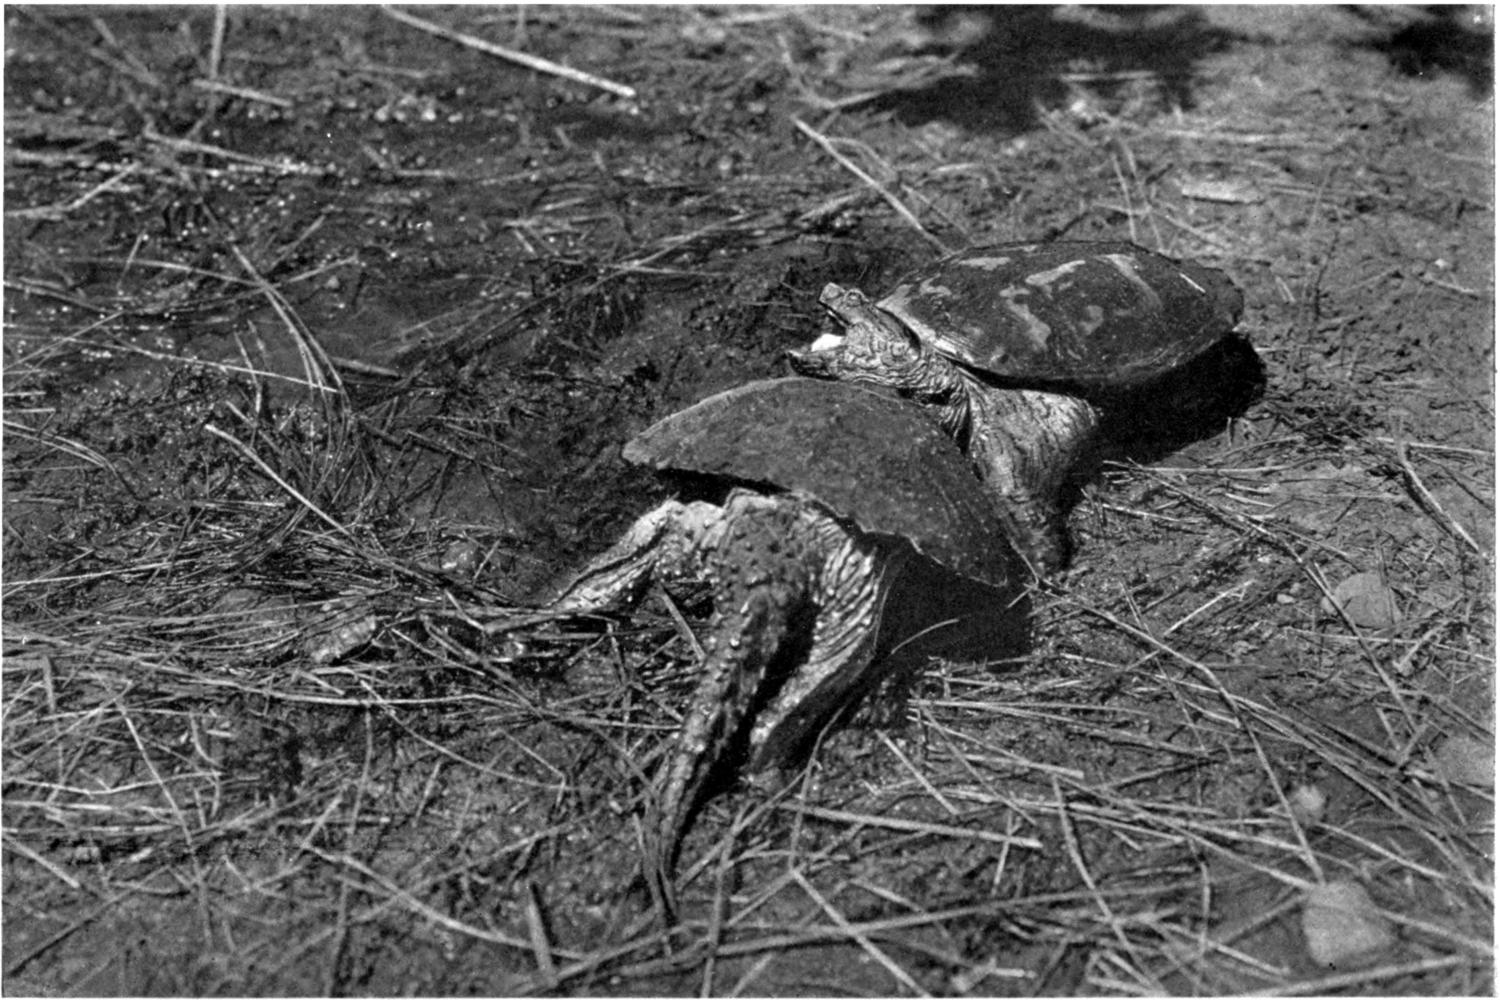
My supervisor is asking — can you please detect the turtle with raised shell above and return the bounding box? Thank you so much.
[790,240,1249,572]
[550,377,1030,891]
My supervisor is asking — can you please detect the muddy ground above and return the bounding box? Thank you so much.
[2,5,1494,996]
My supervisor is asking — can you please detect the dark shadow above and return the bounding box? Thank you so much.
[873,5,1238,133]
[1355,5,1494,96]
[1096,334,1268,466]
[1041,335,1265,556]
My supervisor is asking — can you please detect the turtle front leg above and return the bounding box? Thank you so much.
[549,500,718,614]
[965,383,1100,573]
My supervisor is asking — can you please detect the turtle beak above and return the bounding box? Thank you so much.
[786,327,846,376]
[789,283,862,374]
[787,335,841,376]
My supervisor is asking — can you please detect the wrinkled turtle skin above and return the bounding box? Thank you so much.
[549,378,1030,893]
[790,240,1250,572]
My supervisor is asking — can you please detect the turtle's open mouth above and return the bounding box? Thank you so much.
[787,331,845,375]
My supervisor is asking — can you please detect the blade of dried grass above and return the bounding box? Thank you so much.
[191,78,293,108]
[791,116,950,253]
[1152,894,1300,988]
[1174,669,1324,883]
[522,879,560,990]
[696,808,741,997]
[322,876,354,996]
[719,896,1121,958]
[228,244,345,399]
[911,699,1028,826]
[1109,147,1142,247]
[382,6,637,101]
[921,693,1221,763]
[1049,775,1164,994]
[206,4,227,81]
[914,711,1090,782]
[1390,437,1485,556]
[655,587,705,662]
[510,909,692,993]
[948,777,1313,885]
[789,867,928,995]
[99,341,336,391]
[1320,809,1488,898]
[4,164,144,221]
[2,278,118,316]
[113,695,220,938]
[203,424,354,540]
[0,833,83,891]
[86,15,160,87]
[778,802,1043,850]
[347,678,562,785]
[875,730,958,815]
[1,888,138,980]
[713,794,855,926]
[16,7,161,88]
[1246,953,1477,996]
[1371,436,1495,460]
[143,127,334,177]
[63,251,353,291]
[307,845,582,959]
[1256,704,1493,889]
[2,420,134,494]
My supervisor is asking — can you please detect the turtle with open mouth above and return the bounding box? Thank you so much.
[790,240,1252,572]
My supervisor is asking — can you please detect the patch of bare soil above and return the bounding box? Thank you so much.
[3,5,1492,996]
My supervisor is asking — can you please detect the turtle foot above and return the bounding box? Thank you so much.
[967,387,1101,574]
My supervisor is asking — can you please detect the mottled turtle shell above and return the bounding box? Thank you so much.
[878,240,1243,387]
[624,378,1023,590]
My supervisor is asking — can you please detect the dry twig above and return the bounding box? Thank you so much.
[792,116,950,253]
[382,6,637,101]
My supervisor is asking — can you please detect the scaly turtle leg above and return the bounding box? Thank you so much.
[550,496,797,916]
[745,519,899,771]
[551,487,933,916]
[551,492,896,911]
[649,493,821,874]
[550,499,719,613]
[962,380,1098,572]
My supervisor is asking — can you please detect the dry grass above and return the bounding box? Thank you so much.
[4,5,1492,995]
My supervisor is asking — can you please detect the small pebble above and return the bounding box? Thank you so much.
[1320,570,1399,628]
[1287,783,1327,824]
[1432,736,1494,787]
[1302,881,1396,967]
[441,538,480,576]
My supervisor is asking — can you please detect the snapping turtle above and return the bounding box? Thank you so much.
[790,240,1248,571]
[550,377,1029,883]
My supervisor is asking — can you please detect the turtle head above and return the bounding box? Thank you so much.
[788,283,934,392]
